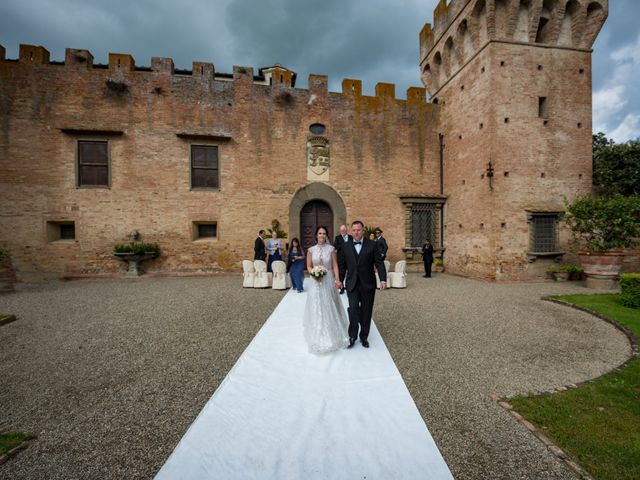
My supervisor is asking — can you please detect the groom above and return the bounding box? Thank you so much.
[338,220,387,348]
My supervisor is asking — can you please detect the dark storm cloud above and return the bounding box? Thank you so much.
[0,0,234,69]
[0,0,637,140]
[224,0,429,95]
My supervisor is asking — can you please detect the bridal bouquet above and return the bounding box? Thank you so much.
[309,265,327,280]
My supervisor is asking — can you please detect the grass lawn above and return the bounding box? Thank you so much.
[509,294,640,480]
[0,432,32,456]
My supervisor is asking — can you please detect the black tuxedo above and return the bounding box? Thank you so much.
[376,235,388,260]
[254,236,266,261]
[337,237,387,342]
[334,233,352,284]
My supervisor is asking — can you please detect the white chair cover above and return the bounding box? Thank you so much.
[271,260,291,290]
[253,260,273,288]
[242,260,256,288]
[389,260,407,288]
[376,260,391,289]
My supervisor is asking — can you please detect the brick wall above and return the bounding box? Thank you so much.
[0,49,439,279]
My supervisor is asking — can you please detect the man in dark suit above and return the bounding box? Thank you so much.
[254,230,266,261]
[333,224,352,294]
[337,220,387,348]
[374,228,388,260]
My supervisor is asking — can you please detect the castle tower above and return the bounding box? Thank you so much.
[420,0,608,280]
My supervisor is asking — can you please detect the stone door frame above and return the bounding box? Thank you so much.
[288,183,347,242]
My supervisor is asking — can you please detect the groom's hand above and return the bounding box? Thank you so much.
[380,281,387,291]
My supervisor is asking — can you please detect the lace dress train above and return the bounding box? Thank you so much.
[303,244,349,354]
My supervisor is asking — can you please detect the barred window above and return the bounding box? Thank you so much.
[191,146,219,189]
[78,140,109,186]
[197,223,217,239]
[411,204,437,248]
[529,213,559,253]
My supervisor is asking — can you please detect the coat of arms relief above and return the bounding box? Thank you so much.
[307,136,330,180]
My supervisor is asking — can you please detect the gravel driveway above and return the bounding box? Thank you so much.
[0,274,631,480]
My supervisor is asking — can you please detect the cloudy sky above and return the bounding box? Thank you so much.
[1,0,638,142]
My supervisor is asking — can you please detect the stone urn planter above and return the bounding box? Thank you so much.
[114,252,158,276]
[578,251,625,289]
[113,241,161,276]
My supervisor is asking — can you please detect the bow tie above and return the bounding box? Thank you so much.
[353,241,362,245]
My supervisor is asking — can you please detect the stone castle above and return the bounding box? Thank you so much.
[0,0,608,281]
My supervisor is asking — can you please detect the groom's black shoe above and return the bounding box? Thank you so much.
[361,339,370,348]
[348,338,356,348]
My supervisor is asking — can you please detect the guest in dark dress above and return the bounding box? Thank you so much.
[421,239,434,278]
[287,238,305,292]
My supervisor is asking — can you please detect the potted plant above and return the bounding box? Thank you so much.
[113,242,161,276]
[562,263,584,281]
[565,194,640,288]
[433,258,445,273]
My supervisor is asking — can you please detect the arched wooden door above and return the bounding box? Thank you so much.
[300,200,333,250]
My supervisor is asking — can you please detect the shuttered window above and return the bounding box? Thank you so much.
[191,146,219,189]
[78,141,109,186]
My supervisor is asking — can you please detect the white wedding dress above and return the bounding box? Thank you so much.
[303,244,349,354]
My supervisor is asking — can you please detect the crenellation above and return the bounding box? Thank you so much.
[65,48,94,67]
[19,44,50,64]
[420,0,608,97]
[151,57,175,74]
[407,87,427,104]
[192,61,214,79]
[109,53,135,72]
[375,82,395,99]
[0,44,428,103]
[341,79,362,97]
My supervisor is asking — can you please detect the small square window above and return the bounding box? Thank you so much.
[47,221,75,242]
[193,222,217,240]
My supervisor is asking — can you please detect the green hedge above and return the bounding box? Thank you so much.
[620,273,640,309]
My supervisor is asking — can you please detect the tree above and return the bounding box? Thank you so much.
[592,133,640,197]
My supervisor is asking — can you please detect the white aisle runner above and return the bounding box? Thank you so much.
[156,280,453,480]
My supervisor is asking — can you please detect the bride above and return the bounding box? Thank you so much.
[303,226,350,354]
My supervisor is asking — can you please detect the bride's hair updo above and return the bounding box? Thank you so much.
[315,225,328,236]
